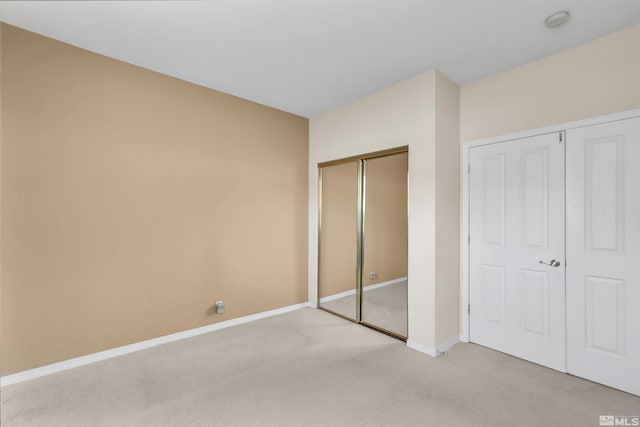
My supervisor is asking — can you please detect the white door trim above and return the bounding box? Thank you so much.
[460,108,640,343]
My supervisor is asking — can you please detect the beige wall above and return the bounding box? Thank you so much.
[309,70,437,349]
[318,161,358,298]
[0,24,309,375]
[309,69,461,351]
[461,24,640,143]
[434,72,460,345]
[363,152,408,287]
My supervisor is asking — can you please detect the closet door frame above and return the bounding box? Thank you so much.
[317,146,408,340]
[460,107,640,343]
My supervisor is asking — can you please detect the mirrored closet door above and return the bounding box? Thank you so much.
[361,152,408,337]
[318,160,359,321]
[318,148,408,340]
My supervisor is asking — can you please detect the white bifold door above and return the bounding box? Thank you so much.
[566,117,640,396]
[469,116,640,396]
[469,132,566,372]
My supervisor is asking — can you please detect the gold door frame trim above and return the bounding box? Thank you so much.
[360,321,408,342]
[356,159,365,322]
[318,146,408,168]
[317,147,409,340]
[317,166,326,312]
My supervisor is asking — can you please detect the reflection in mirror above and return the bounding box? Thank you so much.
[318,161,358,321]
[361,152,408,337]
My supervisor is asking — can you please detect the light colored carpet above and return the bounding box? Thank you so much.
[2,307,638,426]
[362,280,407,336]
[320,280,407,337]
[318,292,357,320]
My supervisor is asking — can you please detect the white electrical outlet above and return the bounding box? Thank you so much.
[370,272,377,280]
[215,301,225,314]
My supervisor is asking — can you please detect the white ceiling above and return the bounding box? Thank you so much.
[1,1,640,118]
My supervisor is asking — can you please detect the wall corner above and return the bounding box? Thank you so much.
[434,70,461,346]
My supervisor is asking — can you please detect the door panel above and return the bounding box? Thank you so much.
[361,152,408,338]
[318,161,358,321]
[483,154,505,245]
[566,117,640,396]
[469,132,566,371]
[483,265,505,324]
[521,147,549,248]
[520,269,549,337]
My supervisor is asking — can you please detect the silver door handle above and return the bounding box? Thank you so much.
[539,259,561,267]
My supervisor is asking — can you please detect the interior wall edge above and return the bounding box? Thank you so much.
[433,70,461,345]
[309,69,439,348]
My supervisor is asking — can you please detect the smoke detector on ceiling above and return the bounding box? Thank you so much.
[545,11,570,29]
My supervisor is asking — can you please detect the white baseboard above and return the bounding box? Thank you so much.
[1,301,312,388]
[319,288,356,303]
[407,335,460,358]
[319,277,407,303]
[407,340,438,357]
[363,277,407,292]
[436,335,460,354]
